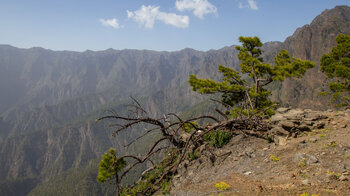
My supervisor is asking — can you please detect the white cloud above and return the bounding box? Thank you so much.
[127,5,189,28]
[157,12,189,28]
[237,0,258,10]
[247,0,258,10]
[175,0,217,19]
[99,18,123,29]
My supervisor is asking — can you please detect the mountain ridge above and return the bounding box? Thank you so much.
[0,5,349,196]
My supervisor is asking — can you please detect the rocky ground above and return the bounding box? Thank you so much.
[171,108,350,196]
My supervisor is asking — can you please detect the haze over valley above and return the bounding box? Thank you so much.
[0,1,350,195]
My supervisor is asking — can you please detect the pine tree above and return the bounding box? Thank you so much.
[320,34,350,108]
[189,36,315,117]
[97,148,126,196]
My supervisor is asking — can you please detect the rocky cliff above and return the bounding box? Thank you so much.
[274,5,350,109]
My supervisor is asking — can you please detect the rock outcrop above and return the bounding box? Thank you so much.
[274,6,350,109]
[268,108,331,145]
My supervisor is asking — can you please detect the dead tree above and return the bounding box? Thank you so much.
[96,98,269,196]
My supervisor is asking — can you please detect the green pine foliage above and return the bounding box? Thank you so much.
[320,34,350,107]
[203,129,231,148]
[182,121,199,133]
[97,148,126,183]
[189,36,315,117]
[120,149,178,196]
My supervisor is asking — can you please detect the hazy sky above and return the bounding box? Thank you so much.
[0,0,349,52]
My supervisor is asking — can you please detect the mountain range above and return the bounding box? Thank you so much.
[0,5,349,196]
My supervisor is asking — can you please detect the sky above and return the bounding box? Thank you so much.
[0,0,349,52]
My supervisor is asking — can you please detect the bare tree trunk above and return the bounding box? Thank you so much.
[255,80,259,108]
[251,66,258,109]
[115,173,119,196]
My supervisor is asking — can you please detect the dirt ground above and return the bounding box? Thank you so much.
[171,109,350,196]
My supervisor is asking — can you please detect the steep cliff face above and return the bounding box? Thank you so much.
[275,6,350,109]
[0,46,241,116]
[285,6,350,61]
[0,44,243,195]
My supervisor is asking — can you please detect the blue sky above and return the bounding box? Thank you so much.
[0,0,349,52]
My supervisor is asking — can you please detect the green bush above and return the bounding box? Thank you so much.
[204,130,231,148]
[188,150,199,161]
[120,149,178,196]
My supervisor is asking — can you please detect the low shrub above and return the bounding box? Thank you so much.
[203,129,231,148]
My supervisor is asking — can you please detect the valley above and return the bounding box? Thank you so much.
[0,5,349,196]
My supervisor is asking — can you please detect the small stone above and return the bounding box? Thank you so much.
[244,171,253,175]
[341,124,347,128]
[199,144,206,153]
[305,154,319,164]
[309,138,318,143]
[301,179,311,185]
[314,122,326,129]
[321,152,326,155]
[319,114,328,119]
[290,173,296,179]
[295,153,319,164]
[331,121,337,125]
[263,147,268,151]
[238,153,245,157]
[275,135,288,146]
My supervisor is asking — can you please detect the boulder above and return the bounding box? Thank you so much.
[276,107,290,114]
[295,153,319,164]
[280,121,295,131]
[297,124,312,132]
[269,127,290,136]
[273,135,288,146]
[313,122,325,129]
[270,114,286,124]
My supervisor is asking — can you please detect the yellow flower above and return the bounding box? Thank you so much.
[270,155,280,162]
[215,181,231,191]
